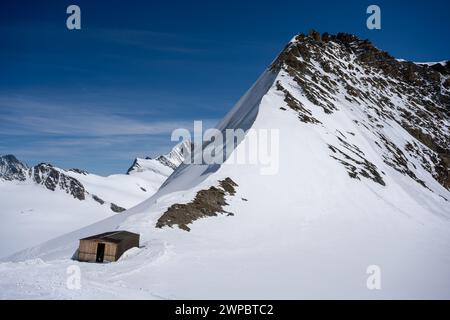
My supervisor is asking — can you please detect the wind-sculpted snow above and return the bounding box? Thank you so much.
[157,69,278,196]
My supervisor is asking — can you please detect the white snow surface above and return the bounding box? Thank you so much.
[67,162,171,209]
[1,38,449,299]
[0,181,116,258]
[0,157,173,258]
[157,140,192,169]
[414,60,448,66]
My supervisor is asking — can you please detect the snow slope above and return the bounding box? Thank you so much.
[1,31,449,299]
[0,165,162,258]
[0,144,184,258]
[66,140,190,208]
[0,181,117,258]
[65,164,170,209]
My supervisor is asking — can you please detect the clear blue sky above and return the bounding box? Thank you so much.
[1,0,449,175]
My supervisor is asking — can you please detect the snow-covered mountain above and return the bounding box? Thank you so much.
[154,140,193,170]
[1,31,449,299]
[0,155,134,213]
[126,140,191,176]
[0,154,28,181]
[0,143,187,257]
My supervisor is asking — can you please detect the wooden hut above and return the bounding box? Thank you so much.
[77,231,140,263]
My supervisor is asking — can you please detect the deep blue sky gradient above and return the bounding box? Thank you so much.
[1,0,449,174]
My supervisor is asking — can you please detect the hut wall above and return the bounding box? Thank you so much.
[78,239,96,262]
[116,234,140,260]
[78,239,118,262]
[103,242,117,262]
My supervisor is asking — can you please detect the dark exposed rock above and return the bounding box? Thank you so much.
[0,154,28,181]
[92,195,105,205]
[126,158,140,174]
[110,203,126,213]
[443,78,450,90]
[270,31,449,190]
[328,142,385,186]
[401,126,450,189]
[378,134,429,189]
[308,29,321,42]
[276,81,321,124]
[295,33,306,42]
[1,154,129,212]
[430,61,450,75]
[69,168,88,175]
[155,155,179,170]
[31,163,86,200]
[156,178,238,231]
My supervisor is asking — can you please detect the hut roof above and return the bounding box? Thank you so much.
[80,231,138,243]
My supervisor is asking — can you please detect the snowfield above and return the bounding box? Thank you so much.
[0,151,177,258]
[1,32,449,299]
[0,181,116,258]
[66,159,173,209]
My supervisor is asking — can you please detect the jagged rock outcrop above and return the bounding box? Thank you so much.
[156,178,238,231]
[0,155,125,211]
[271,31,449,190]
[110,203,126,213]
[30,163,86,200]
[68,168,88,175]
[0,155,28,181]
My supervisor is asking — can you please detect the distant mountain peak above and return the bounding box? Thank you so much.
[1,154,21,162]
[127,140,192,174]
[30,163,86,200]
[68,168,88,175]
[0,154,28,181]
[156,140,193,170]
[0,155,127,211]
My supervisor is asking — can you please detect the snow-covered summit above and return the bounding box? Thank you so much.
[127,140,192,174]
[0,154,28,181]
[156,140,193,169]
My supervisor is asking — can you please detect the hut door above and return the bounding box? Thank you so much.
[96,243,105,263]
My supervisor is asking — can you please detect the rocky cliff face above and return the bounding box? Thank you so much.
[0,155,28,181]
[0,156,125,211]
[30,163,86,201]
[271,30,449,191]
